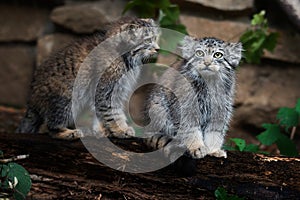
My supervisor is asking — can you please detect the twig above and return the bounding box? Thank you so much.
[0,154,29,164]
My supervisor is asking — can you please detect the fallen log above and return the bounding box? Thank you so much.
[0,132,299,199]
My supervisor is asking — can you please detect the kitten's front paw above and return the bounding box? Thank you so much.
[111,126,135,138]
[51,128,83,140]
[208,149,227,158]
[188,146,209,159]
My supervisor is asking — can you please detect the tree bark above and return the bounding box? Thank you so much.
[0,132,299,200]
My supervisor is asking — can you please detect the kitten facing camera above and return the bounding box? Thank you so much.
[145,36,242,159]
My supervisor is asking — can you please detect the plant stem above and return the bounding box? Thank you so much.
[290,126,296,140]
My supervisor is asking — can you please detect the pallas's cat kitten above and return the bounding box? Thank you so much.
[145,36,242,159]
[17,17,160,139]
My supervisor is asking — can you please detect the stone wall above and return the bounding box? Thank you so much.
[0,0,299,139]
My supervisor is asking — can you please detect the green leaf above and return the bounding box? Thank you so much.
[244,48,263,64]
[276,134,298,156]
[223,144,237,151]
[251,33,266,53]
[276,107,299,130]
[243,144,260,153]
[0,150,3,157]
[1,163,31,200]
[263,32,279,52]
[230,138,246,151]
[239,10,278,64]
[150,0,171,9]
[251,10,266,26]
[215,187,228,200]
[122,0,157,17]
[160,5,180,25]
[215,187,244,200]
[161,24,187,34]
[122,1,139,15]
[239,30,255,44]
[257,124,282,145]
[295,98,300,115]
[123,0,171,17]
[240,30,267,64]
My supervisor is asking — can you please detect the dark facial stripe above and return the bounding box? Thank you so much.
[224,58,235,69]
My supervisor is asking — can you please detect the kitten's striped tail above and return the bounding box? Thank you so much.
[143,133,186,162]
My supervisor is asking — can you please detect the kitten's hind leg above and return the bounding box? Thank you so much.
[16,108,43,133]
[46,106,84,140]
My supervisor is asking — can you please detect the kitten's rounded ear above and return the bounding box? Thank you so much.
[141,18,156,26]
[226,42,243,68]
[181,35,194,46]
[179,35,195,58]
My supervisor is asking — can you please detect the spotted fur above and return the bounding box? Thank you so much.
[145,36,242,158]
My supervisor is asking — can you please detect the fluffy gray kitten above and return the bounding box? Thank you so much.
[145,36,242,159]
[17,17,160,139]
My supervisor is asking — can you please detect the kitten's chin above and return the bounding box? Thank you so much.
[198,68,218,77]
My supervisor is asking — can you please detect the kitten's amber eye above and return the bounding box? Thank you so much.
[195,50,204,57]
[213,52,223,58]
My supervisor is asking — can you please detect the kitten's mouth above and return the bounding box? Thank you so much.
[201,66,213,72]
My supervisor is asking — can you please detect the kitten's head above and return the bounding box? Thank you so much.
[107,17,160,61]
[180,36,242,76]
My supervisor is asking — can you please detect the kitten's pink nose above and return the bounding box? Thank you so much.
[204,58,212,66]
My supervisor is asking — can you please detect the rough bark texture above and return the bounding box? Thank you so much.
[0,132,299,200]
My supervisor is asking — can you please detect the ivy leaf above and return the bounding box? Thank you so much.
[295,98,300,115]
[257,124,282,145]
[230,138,246,151]
[276,107,299,130]
[276,134,298,156]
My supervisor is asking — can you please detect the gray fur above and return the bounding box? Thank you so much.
[146,36,242,158]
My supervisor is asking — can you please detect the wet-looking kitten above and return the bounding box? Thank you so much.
[145,36,242,159]
[17,17,160,139]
